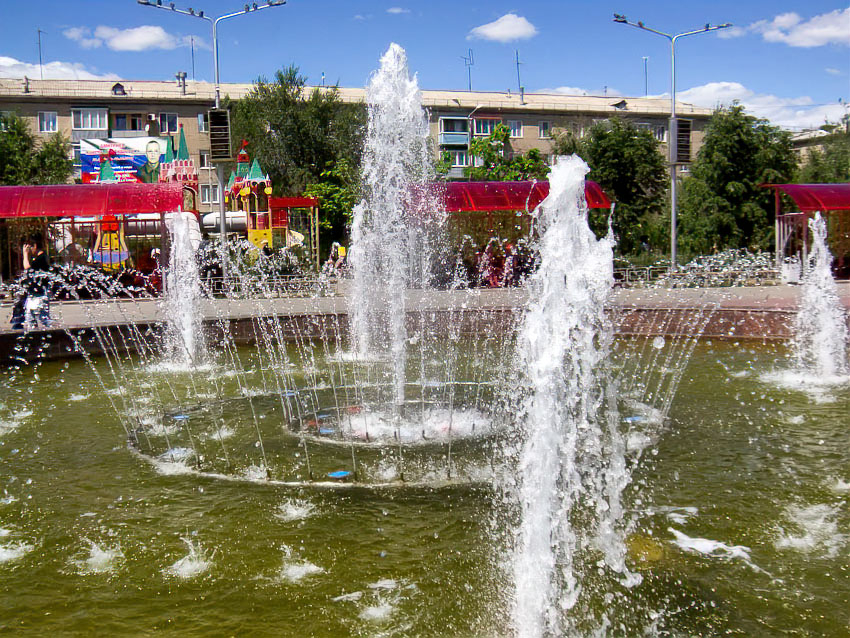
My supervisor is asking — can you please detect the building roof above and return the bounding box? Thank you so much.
[0,78,713,117]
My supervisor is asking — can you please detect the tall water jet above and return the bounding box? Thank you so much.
[511,156,637,637]
[795,212,848,379]
[348,43,436,411]
[163,211,204,367]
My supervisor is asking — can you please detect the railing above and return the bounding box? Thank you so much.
[199,274,336,298]
[613,266,781,288]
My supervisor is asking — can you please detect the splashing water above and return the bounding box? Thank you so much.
[511,155,638,637]
[348,43,438,411]
[163,211,205,367]
[794,213,848,380]
[165,537,211,579]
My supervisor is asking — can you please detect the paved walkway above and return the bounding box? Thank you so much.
[2,283,848,334]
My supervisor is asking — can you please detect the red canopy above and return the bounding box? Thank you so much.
[0,183,186,218]
[762,183,850,213]
[442,180,611,213]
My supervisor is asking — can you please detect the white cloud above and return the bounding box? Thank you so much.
[541,85,623,97]
[0,55,119,80]
[825,67,843,75]
[387,7,410,15]
[721,8,850,47]
[468,13,537,43]
[676,81,846,129]
[64,25,207,52]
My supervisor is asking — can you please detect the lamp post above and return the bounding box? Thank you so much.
[466,104,483,181]
[613,14,731,271]
[137,0,286,274]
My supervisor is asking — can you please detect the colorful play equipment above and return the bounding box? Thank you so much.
[219,141,319,266]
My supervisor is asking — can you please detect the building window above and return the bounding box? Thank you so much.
[538,121,552,139]
[111,83,126,96]
[38,111,58,133]
[636,122,666,142]
[439,117,468,133]
[508,120,522,138]
[201,184,220,204]
[446,149,468,167]
[72,108,108,130]
[0,111,14,131]
[474,118,499,136]
[113,113,144,131]
[198,113,209,133]
[159,112,178,133]
[199,150,211,168]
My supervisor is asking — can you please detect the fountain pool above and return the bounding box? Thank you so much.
[1,340,848,636]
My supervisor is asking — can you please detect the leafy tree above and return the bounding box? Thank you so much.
[796,130,850,183]
[229,66,366,198]
[678,105,796,254]
[303,157,359,241]
[552,117,668,255]
[466,123,549,181]
[0,113,73,185]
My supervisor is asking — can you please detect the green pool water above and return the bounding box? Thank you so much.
[0,340,848,636]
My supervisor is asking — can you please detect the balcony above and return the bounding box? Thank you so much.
[71,129,108,142]
[439,132,469,146]
[111,130,148,138]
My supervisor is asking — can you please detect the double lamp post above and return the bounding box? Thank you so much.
[613,15,731,270]
[137,0,286,271]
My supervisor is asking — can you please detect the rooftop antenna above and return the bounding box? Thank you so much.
[642,56,648,95]
[37,29,46,80]
[190,36,196,81]
[515,49,523,94]
[462,49,474,91]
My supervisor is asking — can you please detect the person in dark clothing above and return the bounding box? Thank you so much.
[22,235,52,330]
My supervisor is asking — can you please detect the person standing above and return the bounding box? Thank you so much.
[22,235,52,330]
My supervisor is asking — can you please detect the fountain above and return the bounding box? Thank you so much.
[1,44,848,638]
[509,155,638,636]
[162,210,205,367]
[794,212,848,379]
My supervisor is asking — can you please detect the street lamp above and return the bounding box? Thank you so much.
[613,14,731,271]
[137,0,286,265]
[466,104,483,181]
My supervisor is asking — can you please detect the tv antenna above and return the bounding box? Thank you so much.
[515,49,523,94]
[37,29,46,80]
[462,49,474,91]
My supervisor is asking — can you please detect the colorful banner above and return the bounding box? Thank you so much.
[80,137,169,184]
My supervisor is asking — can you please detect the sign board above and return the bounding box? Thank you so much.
[80,137,169,184]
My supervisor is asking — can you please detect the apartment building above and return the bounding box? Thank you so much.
[1,77,714,209]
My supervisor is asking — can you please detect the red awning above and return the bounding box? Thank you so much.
[442,180,611,213]
[0,183,186,219]
[269,196,319,209]
[762,183,850,213]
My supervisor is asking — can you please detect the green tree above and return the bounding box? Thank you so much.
[0,113,73,185]
[230,66,366,198]
[552,117,668,255]
[466,123,549,181]
[678,105,796,254]
[304,157,359,241]
[796,130,850,183]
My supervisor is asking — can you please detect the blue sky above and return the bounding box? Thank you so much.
[1,1,848,129]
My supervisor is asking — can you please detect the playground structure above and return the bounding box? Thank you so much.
[204,142,320,268]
